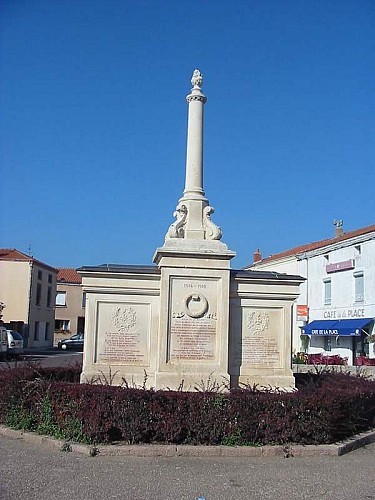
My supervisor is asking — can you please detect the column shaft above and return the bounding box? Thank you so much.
[184,98,205,198]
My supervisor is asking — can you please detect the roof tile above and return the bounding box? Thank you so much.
[247,224,375,267]
[57,268,82,284]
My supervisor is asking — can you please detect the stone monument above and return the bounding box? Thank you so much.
[79,70,303,390]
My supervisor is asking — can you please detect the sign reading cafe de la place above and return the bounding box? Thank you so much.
[78,70,303,390]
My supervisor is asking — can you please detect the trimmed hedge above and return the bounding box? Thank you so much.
[0,366,375,446]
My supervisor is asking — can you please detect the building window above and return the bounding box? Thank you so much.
[82,292,86,308]
[355,245,361,256]
[324,337,332,352]
[323,279,331,305]
[45,322,49,341]
[47,287,52,307]
[324,254,329,262]
[354,272,364,303]
[36,283,42,306]
[34,321,39,341]
[37,270,42,280]
[55,319,70,331]
[56,291,66,306]
[48,274,52,283]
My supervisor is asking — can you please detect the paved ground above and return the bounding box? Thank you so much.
[0,349,82,369]
[1,434,374,500]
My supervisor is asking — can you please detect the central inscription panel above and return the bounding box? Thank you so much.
[168,278,219,362]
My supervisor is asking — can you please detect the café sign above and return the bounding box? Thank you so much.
[323,308,365,319]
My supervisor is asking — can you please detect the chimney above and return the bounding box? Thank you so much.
[333,219,344,237]
[253,248,262,263]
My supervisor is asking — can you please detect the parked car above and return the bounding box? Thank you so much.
[6,330,24,357]
[57,333,84,350]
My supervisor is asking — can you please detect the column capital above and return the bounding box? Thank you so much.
[186,93,207,104]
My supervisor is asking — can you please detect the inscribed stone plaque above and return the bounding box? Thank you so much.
[95,301,151,365]
[237,308,283,368]
[168,278,218,362]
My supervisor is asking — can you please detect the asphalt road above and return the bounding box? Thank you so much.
[0,434,374,500]
[1,351,374,499]
[0,349,83,369]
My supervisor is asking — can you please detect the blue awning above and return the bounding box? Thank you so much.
[301,318,373,336]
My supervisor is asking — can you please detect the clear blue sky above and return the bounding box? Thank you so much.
[1,0,374,269]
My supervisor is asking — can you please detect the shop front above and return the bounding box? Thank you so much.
[301,318,374,366]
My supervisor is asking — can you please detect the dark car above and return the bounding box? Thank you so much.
[57,333,84,350]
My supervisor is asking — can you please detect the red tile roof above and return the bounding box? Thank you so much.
[0,248,57,272]
[57,268,82,284]
[247,224,375,267]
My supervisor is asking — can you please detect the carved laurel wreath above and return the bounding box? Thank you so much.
[183,293,208,319]
[246,311,270,336]
[112,306,137,333]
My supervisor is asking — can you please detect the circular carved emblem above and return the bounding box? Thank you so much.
[112,306,137,333]
[183,293,208,319]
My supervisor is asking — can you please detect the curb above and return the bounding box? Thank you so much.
[1,425,375,457]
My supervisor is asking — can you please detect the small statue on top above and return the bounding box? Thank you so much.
[191,69,203,88]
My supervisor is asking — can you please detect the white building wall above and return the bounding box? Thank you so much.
[306,238,375,321]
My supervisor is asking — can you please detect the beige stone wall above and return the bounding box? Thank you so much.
[0,261,30,323]
[0,261,57,347]
[27,264,57,348]
[55,283,85,336]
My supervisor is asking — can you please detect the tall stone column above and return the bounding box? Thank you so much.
[154,69,235,263]
[183,70,207,200]
[155,69,230,246]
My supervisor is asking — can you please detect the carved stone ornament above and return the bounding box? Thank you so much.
[112,306,137,333]
[183,293,208,318]
[203,206,222,240]
[191,69,203,88]
[246,311,270,336]
[165,203,187,239]
[186,94,207,103]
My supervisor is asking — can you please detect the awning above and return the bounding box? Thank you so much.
[301,318,373,336]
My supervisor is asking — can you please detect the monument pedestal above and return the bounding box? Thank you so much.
[153,243,235,390]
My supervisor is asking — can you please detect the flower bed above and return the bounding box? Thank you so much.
[0,365,375,446]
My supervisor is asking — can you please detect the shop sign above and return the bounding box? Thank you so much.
[311,328,339,336]
[326,259,354,274]
[297,305,308,321]
[323,308,365,319]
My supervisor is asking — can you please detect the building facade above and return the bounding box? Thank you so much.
[247,224,375,366]
[55,268,85,344]
[0,249,57,348]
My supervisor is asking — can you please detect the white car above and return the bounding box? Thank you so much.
[6,330,24,357]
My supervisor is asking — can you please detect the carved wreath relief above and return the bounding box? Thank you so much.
[183,293,208,318]
[112,306,137,333]
[246,311,270,336]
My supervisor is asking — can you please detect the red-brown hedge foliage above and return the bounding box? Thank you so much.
[0,366,374,445]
